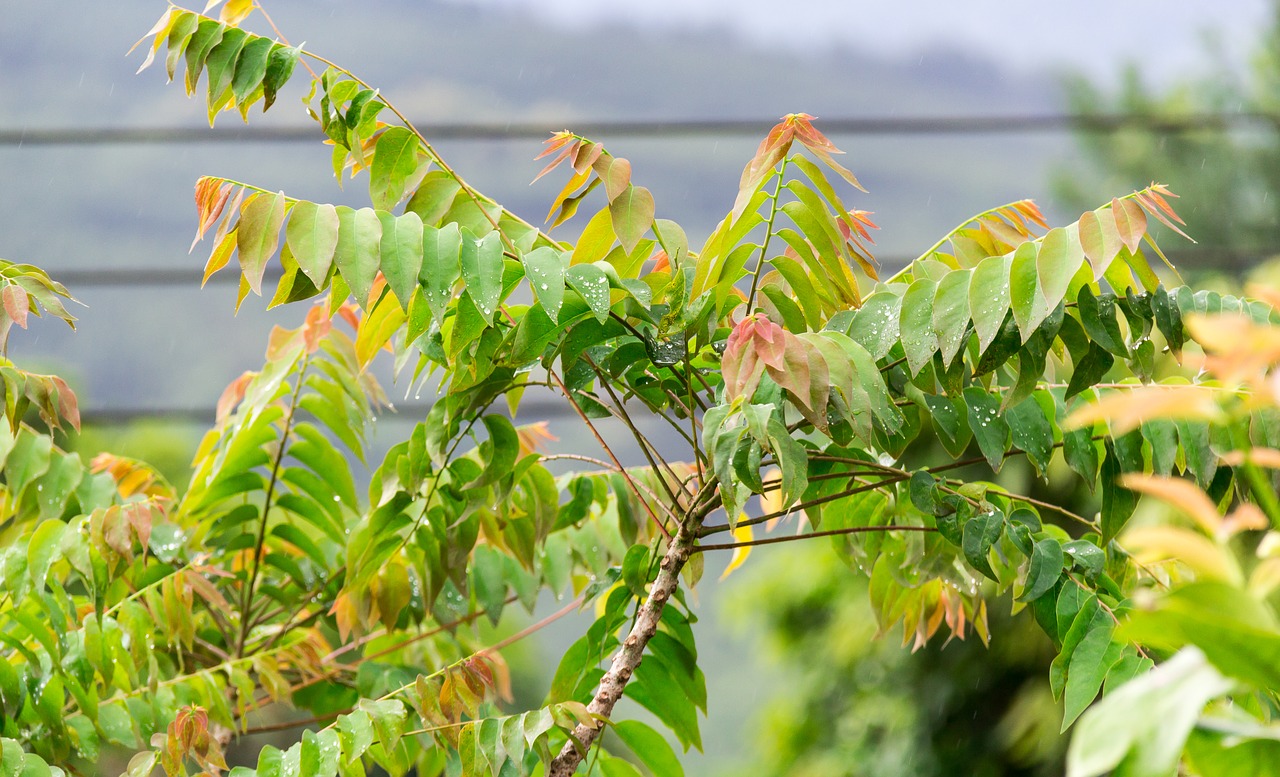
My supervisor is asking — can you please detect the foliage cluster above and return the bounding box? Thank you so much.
[1,4,1279,776]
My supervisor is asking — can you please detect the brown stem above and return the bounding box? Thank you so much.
[695,524,935,552]
[548,524,696,776]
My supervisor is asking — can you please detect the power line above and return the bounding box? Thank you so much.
[80,398,577,426]
[44,246,1280,290]
[4,112,1279,147]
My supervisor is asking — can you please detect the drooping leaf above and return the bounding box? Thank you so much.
[899,278,938,376]
[459,229,504,324]
[236,191,286,295]
[334,206,382,308]
[610,185,655,254]
[285,200,340,287]
[377,210,424,309]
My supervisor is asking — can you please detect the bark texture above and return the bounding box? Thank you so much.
[547,524,695,776]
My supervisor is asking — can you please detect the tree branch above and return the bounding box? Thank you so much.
[694,523,936,552]
[548,523,697,776]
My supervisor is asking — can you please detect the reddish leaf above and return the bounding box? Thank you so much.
[532,132,577,183]
[49,375,80,432]
[571,141,605,175]
[732,119,797,220]
[2,285,29,329]
[192,181,233,252]
[1111,197,1147,254]
[1134,188,1195,242]
[215,370,255,422]
[723,314,787,400]
[604,157,632,202]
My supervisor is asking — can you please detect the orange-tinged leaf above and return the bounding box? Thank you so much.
[545,166,591,224]
[236,191,288,295]
[1120,474,1222,535]
[604,157,632,202]
[212,185,245,246]
[192,182,232,251]
[1112,197,1147,254]
[609,184,655,253]
[1134,188,1195,243]
[2,285,29,329]
[1185,312,1280,381]
[1220,448,1280,469]
[203,229,238,286]
[719,523,754,580]
[516,422,558,455]
[1078,207,1122,279]
[1064,385,1222,435]
[532,133,577,183]
[216,370,255,422]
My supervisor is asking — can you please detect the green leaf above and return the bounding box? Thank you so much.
[1066,647,1231,777]
[610,184,655,254]
[262,43,301,111]
[237,191,287,295]
[337,709,374,765]
[334,206,383,308]
[899,278,938,376]
[1076,286,1128,358]
[231,36,274,107]
[377,210,424,310]
[932,269,972,366]
[923,393,971,458]
[26,519,66,591]
[183,19,225,94]
[963,509,1004,580]
[1018,538,1064,603]
[1065,343,1114,400]
[1061,612,1120,731]
[566,263,612,323]
[1036,227,1082,312]
[843,289,901,360]
[204,27,248,116]
[969,254,1012,353]
[369,127,422,210]
[1100,441,1138,542]
[962,386,1009,472]
[627,659,702,751]
[1010,241,1048,342]
[613,718,686,776]
[460,229,504,325]
[285,200,340,287]
[523,246,566,320]
[1006,396,1054,476]
[301,728,340,777]
[421,223,463,326]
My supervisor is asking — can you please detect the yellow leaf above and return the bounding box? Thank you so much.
[1250,558,1280,598]
[719,522,754,580]
[220,0,254,25]
[1120,474,1221,535]
[1122,525,1241,584]
[1064,385,1221,435]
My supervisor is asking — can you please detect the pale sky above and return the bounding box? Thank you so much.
[452,0,1272,84]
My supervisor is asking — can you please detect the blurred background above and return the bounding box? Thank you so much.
[5,1,1280,773]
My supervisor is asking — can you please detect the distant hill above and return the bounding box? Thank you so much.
[2,0,1069,409]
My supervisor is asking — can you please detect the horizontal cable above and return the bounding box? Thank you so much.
[4,112,1279,147]
[80,398,577,426]
[44,246,1280,289]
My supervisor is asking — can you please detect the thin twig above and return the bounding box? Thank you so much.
[695,524,936,552]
